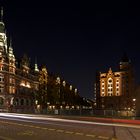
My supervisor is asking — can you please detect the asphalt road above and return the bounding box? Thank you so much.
[0,113,140,140]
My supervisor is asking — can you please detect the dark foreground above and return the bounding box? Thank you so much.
[0,113,140,140]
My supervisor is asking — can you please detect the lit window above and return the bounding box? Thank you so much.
[20,80,25,86]
[9,78,15,84]
[107,78,113,96]
[9,86,15,94]
[0,66,3,71]
[9,67,15,73]
[0,75,4,82]
[26,82,31,88]
[0,85,4,93]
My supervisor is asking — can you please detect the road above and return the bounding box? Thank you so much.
[0,113,140,140]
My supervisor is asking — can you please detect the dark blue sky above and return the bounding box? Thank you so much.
[1,1,140,98]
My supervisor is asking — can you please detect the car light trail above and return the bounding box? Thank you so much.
[0,113,140,129]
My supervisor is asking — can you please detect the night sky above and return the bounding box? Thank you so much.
[1,1,140,98]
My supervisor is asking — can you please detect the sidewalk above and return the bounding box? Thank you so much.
[48,115,140,125]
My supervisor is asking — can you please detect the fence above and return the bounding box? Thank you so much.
[37,109,136,117]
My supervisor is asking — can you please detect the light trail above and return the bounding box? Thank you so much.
[0,113,140,129]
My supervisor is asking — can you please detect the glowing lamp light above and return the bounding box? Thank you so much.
[20,82,25,86]
[62,81,66,87]
[70,85,72,90]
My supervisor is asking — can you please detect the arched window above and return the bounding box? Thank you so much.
[0,97,4,105]
[15,98,19,106]
[21,99,24,106]
[107,78,113,96]
[26,99,29,106]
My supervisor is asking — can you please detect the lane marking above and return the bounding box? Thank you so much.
[0,120,112,139]
[56,129,64,133]
[34,126,41,129]
[65,131,74,134]
[98,135,109,139]
[17,130,35,136]
[75,132,84,135]
[48,128,55,131]
[86,134,96,138]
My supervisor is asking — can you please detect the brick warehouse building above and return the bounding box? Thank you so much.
[94,54,136,114]
[0,8,82,113]
[0,13,39,112]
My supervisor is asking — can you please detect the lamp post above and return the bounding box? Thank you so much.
[132,98,136,117]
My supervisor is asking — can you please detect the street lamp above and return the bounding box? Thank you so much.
[62,81,66,87]
[35,100,38,105]
[132,98,136,117]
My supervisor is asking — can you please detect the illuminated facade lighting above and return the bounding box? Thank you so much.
[95,54,135,110]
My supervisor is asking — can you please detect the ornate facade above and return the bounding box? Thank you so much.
[95,54,135,111]
[0,16,39,112]
[0,8,81,113]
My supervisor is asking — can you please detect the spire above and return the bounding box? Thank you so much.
[9,37,13,53]
[8,37,15,59]
[0,7,3,22]
[9,37,12,48]
[108,67,112,73]
[0,7,5,33]
[35,58,39,72]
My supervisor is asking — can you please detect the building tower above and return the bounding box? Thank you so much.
[34,58,39,72]
[8,38,16,74]
[95,54,135,112]
[0,7,16,109]
[0,7,7,54]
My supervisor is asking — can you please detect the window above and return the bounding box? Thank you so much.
[0,97,4,105]
[0,85,4,93]
[0,76,4,82]
[9,78,15,84]
[9,86,15,94]
[9,67,15,73]
[0,65,3,71]
[107,78,113,96]
[21,99,24,106]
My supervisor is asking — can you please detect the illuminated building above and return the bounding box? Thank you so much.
[0,8,39,112]
[95,54,135,111]
[0,8,81,113]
